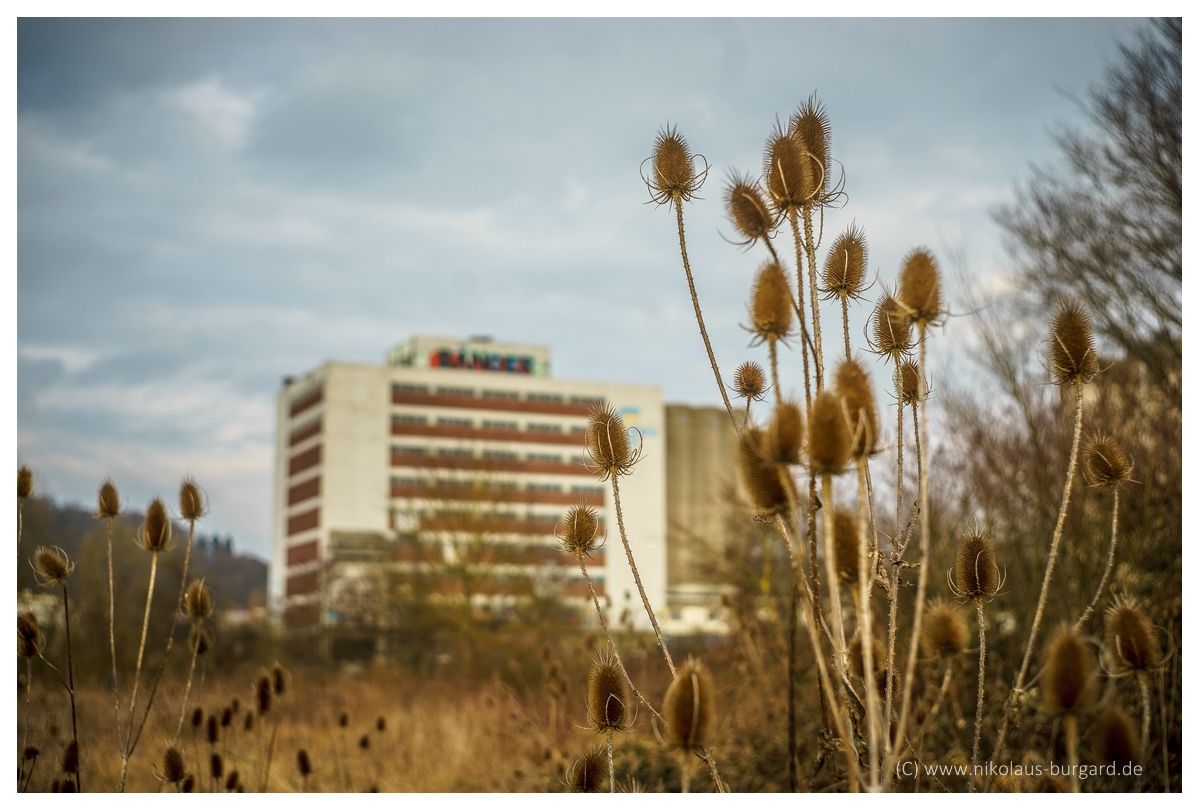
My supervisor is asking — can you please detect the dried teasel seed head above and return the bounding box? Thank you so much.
[749,260,793,345]
[566,747,606,792]
[23,745,39,761]
[897,247,943,327]
[18,611,39,658]
[1104,601,1160,673]
[1092,704,1140,766]
[179,475,208,522]
[338,712,348,727]
[807,391,851,476]
[587,651,630,734]
[788,94,831,199]
[207,714,220,744]
[922,599,970,659]
[834,358,879,458]
[182,774,196,793]
[663,657,715,753]
[191,707,204,728]
[256,676,272,714]
[358,734,370,749]
[872,294,914,361]
[558,504,601,556]
[297,749,312,777]
[1049,299,1099,387]
[724,171,775,246]
[225,769,240,791]
[190,626,212,657]
[376,716,386,732]
[1083,434,1133,489]
[244,713,254,732]
[768,400,804,465]
[18,465,33,499]
[1041,624,1099,717]
[646,123,703,205]
[60,739,79,774]
[96,477,121,519]
[822,223,868,300]
[162,746,186,784]
[33,546,73,586]
[897,361,921,406]
[272,663,288,695]
[585,401,636,479]
[184,579,213,621]
[830,508,859,583]
[221,707,232,727]
[733,361,768,402]
[140,497,172,552]
[764,123,817,212]
[954,526,1000,601]
[210,752,224,780]
[737,426,792,515]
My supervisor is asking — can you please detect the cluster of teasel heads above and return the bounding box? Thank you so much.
[15,469,228,792]
[569,92,1160,793]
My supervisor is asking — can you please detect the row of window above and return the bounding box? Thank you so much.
[392,446,589,466]
[391,477,604,496]
[392,383,602,408]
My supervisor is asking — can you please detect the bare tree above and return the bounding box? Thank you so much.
[994,18,1181,400]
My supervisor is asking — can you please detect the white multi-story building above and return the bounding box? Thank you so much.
[270,335,667,633]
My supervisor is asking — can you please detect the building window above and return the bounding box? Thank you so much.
[482,420,519,431]
[437,417,473,428]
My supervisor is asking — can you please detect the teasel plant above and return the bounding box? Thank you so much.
[1074,434,1134,630]
[30,545,81,791]
[173,579,214,743]
[987,299,1099,787]
[913,599,969,763]
[821,224,870,360]
[1104,598,1164,789]
[1039,624,1099,792]
[948,526,1002,791]
[587,650,631,792]
[18,465,33,559]
[18,611,41,791]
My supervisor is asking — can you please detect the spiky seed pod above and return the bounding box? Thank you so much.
[376,716,386,732]
[297,749,312,778]
[18,611,39,658]
[358,734,369,750]
[184,579,213,621]
[663,657,715,753]
[898,361,921,406]
[272,663,288,695]
[558,504,601,556]
[179,476,207,522]
[769,400,804,465]
[256,676,272,715]
[1083,434,1133,488]
[1041,624,1099,717]
[788,95,831,200]
[18,465,33,498]
[182,774,196,793]
[586,651,630,733]
[60,739,79,774]
[338,712,348,728]
[221,707,232,728]
[140,497,172,552]
[23,745,39,761]
[190,626,211,657]
[33,546,73,586]
[162,746,186,784]
[733,361,768,402]
[207,714,220,744]
[954,527,1000,601]
[872,294,914,361]
[585,401,636,479]
[835,358,879,458]
[1049,299,1099,387]
[724,171,775,246]
[225,769,240,791]
[749,260,793,345]
[190,707,203,729]
[211,752,224,780]
[96,478,121,518]
[244,713,254,732]
[897,247,943,327]
[807,391,851,475]
[1092,705,1140,766]
[764,124,817,212]
[231,697,240,714]
[822,223,868,300]
[737,426,792,515]
[566,747,606,792]
[922,600,970,659]
[1104,602,1161,673]
[830,508,859,583]
[645,124,703,205]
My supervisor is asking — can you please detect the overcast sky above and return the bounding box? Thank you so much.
[15,15,1151,562]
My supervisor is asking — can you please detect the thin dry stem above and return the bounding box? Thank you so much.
[856,460,881,788]
[970,598,987,792]
[1075,488,1120,630]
